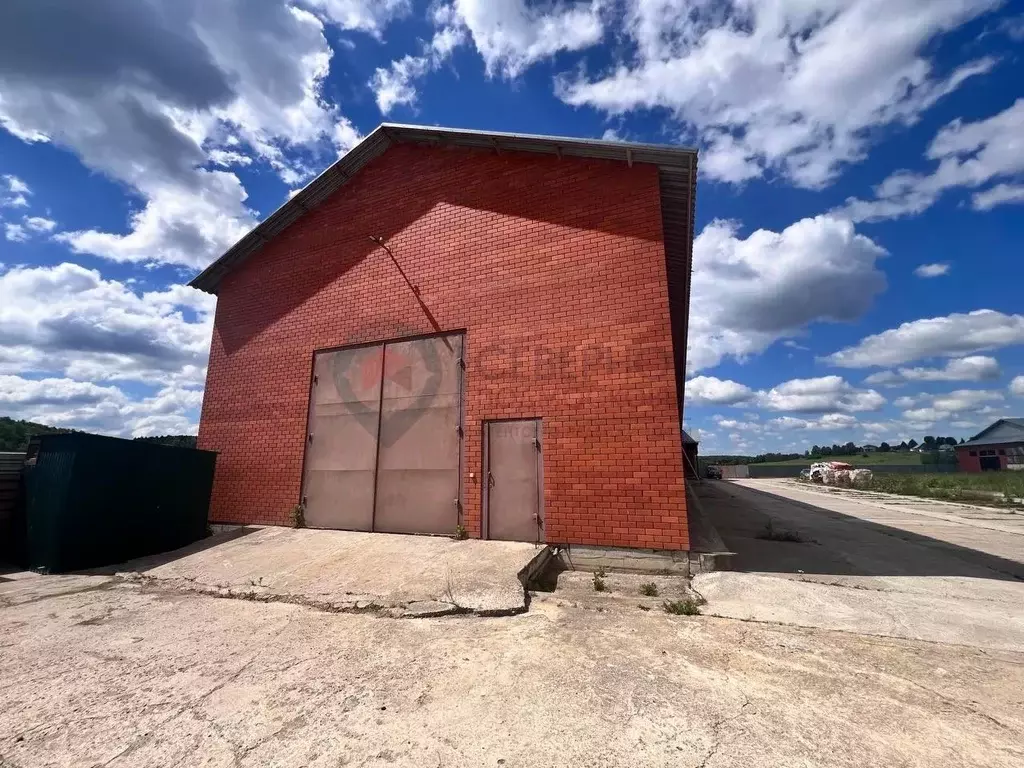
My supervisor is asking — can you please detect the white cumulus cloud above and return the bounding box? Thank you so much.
[689,375,886,414]
[688,215,887,373]
[864,356,1002,387]
[558,0,1000,187]
[1,174,30,208]
[0,262,213,388]
[758,376,886,414]
[0,0,370,270]
[826,311,1024,368]
[901,388,1006,424]
[451,0,605,78]
[685,376,754,406]
[370,0,602,114]
[837,98,1024,221]
[914,262,950,278]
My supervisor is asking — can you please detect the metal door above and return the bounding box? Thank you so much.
[980,455,1001,471]
[302,345,383,530]
[374,334,464,534]
[485,420,543,542]
[301,333,464,534]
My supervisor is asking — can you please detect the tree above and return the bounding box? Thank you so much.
[879,442,891,452]
[0,416,77,451]
[907,438,918,449]
[811,445,821,456]
[945,436,958,446]
[923,436,936,448]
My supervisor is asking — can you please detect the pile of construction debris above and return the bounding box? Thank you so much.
[800,461,874,487]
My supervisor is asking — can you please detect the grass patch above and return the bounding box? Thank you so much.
[864,473,1024,505]
[663,596,705,616]
[756,519,807,543]
[639,582,659,597]
[453,524,468,540]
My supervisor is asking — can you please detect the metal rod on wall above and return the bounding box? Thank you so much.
[367,235,450,349]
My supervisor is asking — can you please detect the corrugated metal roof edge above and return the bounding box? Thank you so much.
[959,418,1024,447]
[189,123,698,294]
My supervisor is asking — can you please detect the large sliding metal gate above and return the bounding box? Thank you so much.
[301,333,464,535]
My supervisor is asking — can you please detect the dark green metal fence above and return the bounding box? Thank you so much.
[21,433,216,573]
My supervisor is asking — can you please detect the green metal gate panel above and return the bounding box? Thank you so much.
[23,433,216,573]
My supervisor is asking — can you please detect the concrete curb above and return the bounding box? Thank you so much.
[685,484,736,573]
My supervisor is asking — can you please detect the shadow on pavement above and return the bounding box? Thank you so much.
[697,480,1024,582]
[79,526,259,576]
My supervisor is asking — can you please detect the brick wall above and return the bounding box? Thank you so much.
[198,143,689,550]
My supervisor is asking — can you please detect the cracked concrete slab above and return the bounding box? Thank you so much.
[694,571,1024,651]
[107,526,545,616]
[0,584,1021,767]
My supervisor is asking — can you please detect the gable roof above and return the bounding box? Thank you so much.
[189,123,698,294]
[961,418,1024,447]
[681,429,698,445]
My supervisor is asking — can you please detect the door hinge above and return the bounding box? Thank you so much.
[308,433,314,443]
[456,424,464,437]
[456,357,465,369]
[532,437,540,449]
[313,374,318,385]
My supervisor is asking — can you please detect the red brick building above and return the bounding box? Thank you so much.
[191,125,697,552]
[956,418,1024,472]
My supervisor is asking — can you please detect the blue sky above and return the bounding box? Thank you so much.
[1,0,1023,452]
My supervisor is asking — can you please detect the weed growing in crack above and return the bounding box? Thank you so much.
[639,582,659,597]
[663,596,706,616]
[592,572,607,592]
[453,524,468,540]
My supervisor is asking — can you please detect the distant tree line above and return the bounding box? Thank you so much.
[0,416,197,452]
[809,435,962,456]
[0,417,77,451]
[705,435,968,465]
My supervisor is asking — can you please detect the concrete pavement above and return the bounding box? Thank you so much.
[1,576,1022,767]
[692,479,1024,650]
[104,526,546,616]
